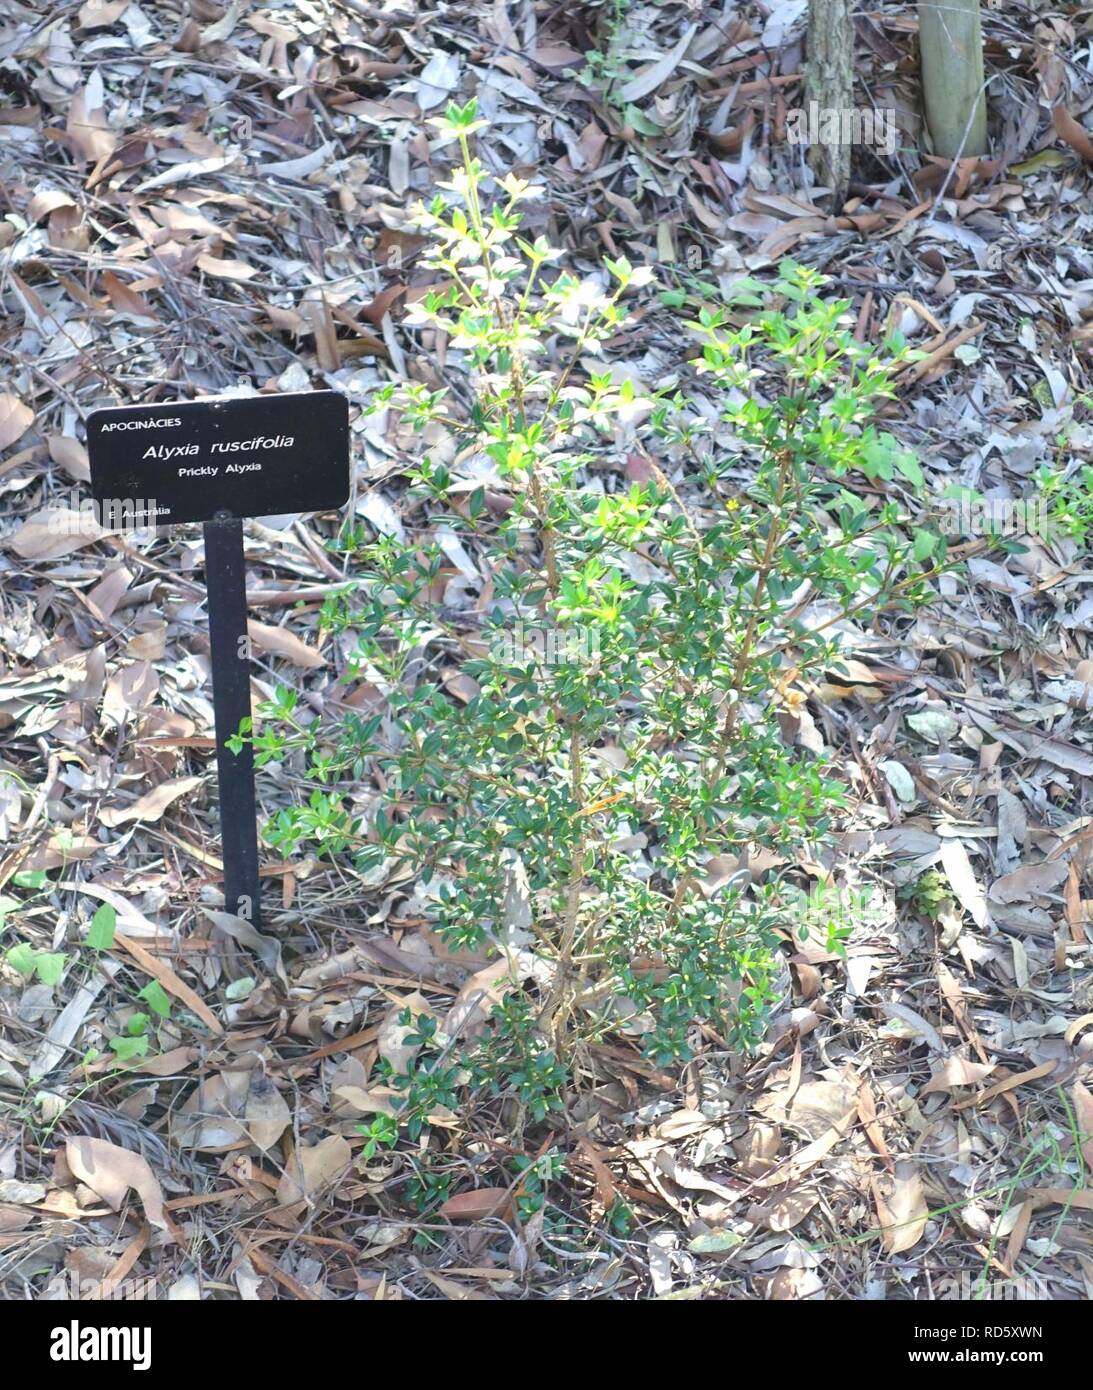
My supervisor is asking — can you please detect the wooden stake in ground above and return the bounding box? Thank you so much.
[804,0,854,210]
[919,0,987,158]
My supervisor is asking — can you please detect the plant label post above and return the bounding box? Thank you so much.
[87,390,350,926]
[203,514,261,924]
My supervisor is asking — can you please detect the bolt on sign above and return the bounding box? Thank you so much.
[88,390,350,926]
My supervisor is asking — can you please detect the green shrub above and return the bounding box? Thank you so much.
[256,101,938,1137]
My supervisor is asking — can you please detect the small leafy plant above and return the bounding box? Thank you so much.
[255,102,937,1152]
[571,0,650,131]
[1036,462,1093,546]
[898,869,952,924]
[4,901,173,1064]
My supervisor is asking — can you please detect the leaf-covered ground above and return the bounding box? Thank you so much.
[1,0,1092,1300]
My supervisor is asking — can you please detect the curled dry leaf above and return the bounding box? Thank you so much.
[734,1122,782,1178]
[769,1266,825,1300]
[1053,105,1093,162]
[65,85,116,165]
[1043,678,1093,712]
[102,270,156,320]
[857,1079,893,1171]
[27,190,77,223]
[921,1055,996,1095]
[176,1071,247,1148]
[1065,1013,1093,1044]
[66,1136,168,1232]
[444,957,519,1040]
[275,1134,351,1205]
[874,1160,928,1254]
[576,1135,617,1212]
[752,1188,819,1232]
[1026,1187,1093,1212]
[759,1079,857,1139]
[952,1060,1057,1111]
[1071,1080,1093,1170]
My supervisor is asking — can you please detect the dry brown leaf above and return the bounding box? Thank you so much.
[988,860,1069,903]
[66,86,116,165]
[953,1060,1057,1110]
[1027,1187,1093,1212]
[936,960,989,1063]
[244,1073,291,1151]
[79,0,129,28]
[1071,1080,1093,1169]
[1065,1013,1093,1044]
[307,295,341,371]
[768,1266,825,1300]
[27,190,76,223]
[618,21,697,103]
[0,393,34,451]
[759,1188,818,1232]
[130,1046,198,1076]
[48,434,90,482]
[1053,105,1093,162]
[439,1187,513,1221]
[921,1055,996,1095]
[264,301,305,334]
[734,1122,782,1177]
[875,1160,928,1254]
[1065,861,1085,940]
[102,270,156,320]
[575,1135,617,1212]
[9,508,105,560]
[767,1079,856,1139]
[1004,1197,1033,1277]
[332,1085,397,1118]
[445,957,518,1040]
[247,619,325,669]
[197,254,256,281]
[754,1110,855,1188]
[174,1072,247,1149]
[857,1079,893,1171]
[200,0,241,45]
[100,775,202,827]
[276,1134,351,1204]
[940,838,989,928]
[66,1136,168,1231]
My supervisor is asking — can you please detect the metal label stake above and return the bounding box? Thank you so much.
[203,515,261,925]
[86,390,350,930]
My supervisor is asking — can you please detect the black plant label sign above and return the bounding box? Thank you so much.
[87,390,350,526]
